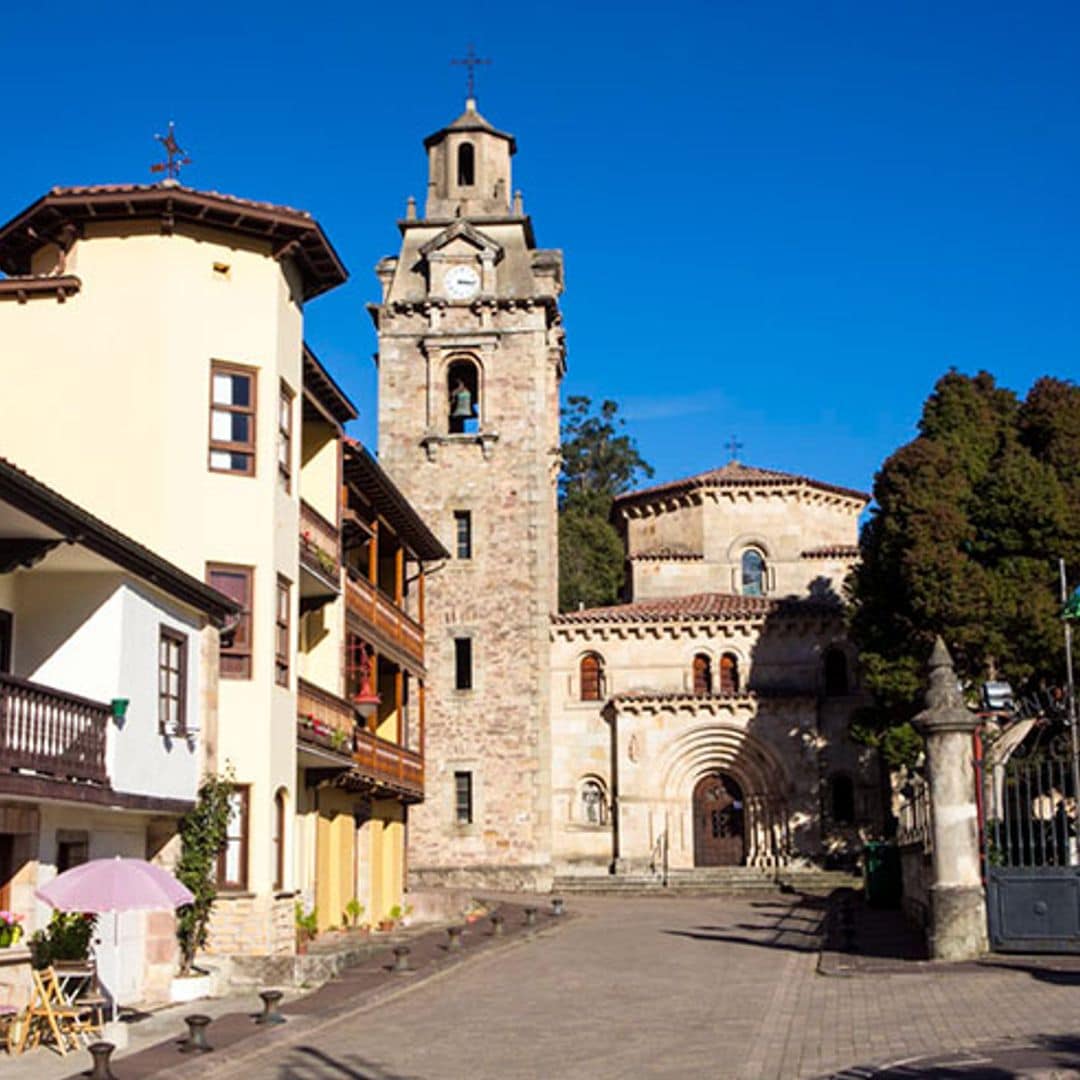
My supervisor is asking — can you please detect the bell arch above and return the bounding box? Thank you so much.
[657,724,792,866]
[446,354,482,433]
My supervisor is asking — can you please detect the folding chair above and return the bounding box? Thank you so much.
[16,968,83,1056]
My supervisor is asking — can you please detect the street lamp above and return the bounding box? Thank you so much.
[352,643,381,722]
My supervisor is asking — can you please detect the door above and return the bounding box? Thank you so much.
[693,773,745,866]
[0,834,13,911]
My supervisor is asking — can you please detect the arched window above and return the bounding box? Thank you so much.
[824,647,849,696]
[580,779,607,826]
[741,549,766,596]
[693,653,712,695]
[719,653,740,695]
[272,787,287,891]
[580,653,604,702]
[830,775,855,824]
[447,359,480,434]
[457,142,475,186]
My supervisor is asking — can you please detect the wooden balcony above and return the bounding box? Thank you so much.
[297,678,424,802]
[0,674,109,786]
[299,500,341,598]
[345,569,424,672]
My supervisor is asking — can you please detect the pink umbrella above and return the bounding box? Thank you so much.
[35,857,194,1019]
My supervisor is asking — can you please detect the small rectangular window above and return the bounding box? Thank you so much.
[454,510,472,559]
[454,771,473,825]
[56,830,89,875]
[207,563,253,679]
[278,382,293,492]
[454,637,472,691]
[158,627,187,735]
[209,361,257,476]
[217,786,250,891]
[275,576,290,687]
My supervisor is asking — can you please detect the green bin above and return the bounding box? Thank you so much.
[863,841,901,908]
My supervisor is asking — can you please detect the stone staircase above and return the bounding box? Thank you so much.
[553,866,862,897]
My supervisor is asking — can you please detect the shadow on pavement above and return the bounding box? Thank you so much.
[277,1044,424,1080]
[661,894,825,953]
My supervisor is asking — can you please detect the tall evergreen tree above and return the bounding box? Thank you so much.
[558,396,653,611]
[849,371,1076,765]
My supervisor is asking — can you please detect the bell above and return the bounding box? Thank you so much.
[450,387,474,419]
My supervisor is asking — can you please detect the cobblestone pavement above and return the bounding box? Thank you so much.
[176,895,1080,1079]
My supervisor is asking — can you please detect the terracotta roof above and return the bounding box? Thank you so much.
[629,545,704,561]
[614,461,870,511]
[0,183,347,300]
[553,591,840,625]
[801,544,860,559]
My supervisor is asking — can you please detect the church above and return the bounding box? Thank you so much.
[371,95,883,890]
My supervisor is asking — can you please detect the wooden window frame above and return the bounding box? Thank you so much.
[275,576,290,688]
[580,653,604,702]
[453,510,472,560]
[207,563,254,680]
[208,360,258,477]
[158,626,188,735]
[454,637,473,691]
[216,784,250,891]
[454,770,473,825]
[278,381,294,493]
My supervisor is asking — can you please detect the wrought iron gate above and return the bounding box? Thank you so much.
[985,748,1080,952]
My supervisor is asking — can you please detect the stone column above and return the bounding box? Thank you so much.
[912,637,989,960]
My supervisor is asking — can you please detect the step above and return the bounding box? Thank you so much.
[553,868,862,896]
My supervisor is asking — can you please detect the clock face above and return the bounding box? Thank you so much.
[444,264,480,300]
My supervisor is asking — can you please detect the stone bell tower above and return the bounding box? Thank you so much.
[371,97,565,889]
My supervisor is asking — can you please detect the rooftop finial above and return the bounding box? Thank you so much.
[151,121,192,182]
[451,43,491,103]
[726,435,744,463]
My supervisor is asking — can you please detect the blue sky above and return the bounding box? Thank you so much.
[2,1,1077,495]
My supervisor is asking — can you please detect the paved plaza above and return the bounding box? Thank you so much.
[173,894,1080,1080]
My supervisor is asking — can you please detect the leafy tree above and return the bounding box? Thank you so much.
[558,396,653,611]
[175,769,235,974]
[848,371,1077,766]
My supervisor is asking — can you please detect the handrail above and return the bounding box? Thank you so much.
[0,673,109,785]
[344,569,424,663]
[300,500,341,582]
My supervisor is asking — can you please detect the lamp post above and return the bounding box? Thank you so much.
[352,642,381,724]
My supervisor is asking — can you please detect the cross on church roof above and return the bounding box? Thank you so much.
[451,43,491,100]
[150,121,192,181]
[726,435,744,462]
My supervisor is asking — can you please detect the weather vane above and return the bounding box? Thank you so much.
[151,121,192,181]
[451,43,491,100]
[726,435,744,462]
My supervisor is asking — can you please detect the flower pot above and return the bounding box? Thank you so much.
[169,972,212,1004]
[377,919,395,932]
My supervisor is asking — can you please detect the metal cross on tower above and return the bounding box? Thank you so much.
[151,121,192,181]
[451,43,491,100]
[726,435,744,462]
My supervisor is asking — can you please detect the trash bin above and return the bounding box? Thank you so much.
[863,841,901,908]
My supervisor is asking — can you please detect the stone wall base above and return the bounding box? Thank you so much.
[205,891,297,958]
[929,883,989,961]
[409,864,554,893]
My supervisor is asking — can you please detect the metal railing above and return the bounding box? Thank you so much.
[0,673,109,785]
[897,775,933,853]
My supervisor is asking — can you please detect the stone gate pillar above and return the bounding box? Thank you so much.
[912,637,989,960]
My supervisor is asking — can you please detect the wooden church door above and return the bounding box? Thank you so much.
[693,773,745,866]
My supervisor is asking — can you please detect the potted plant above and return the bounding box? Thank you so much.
[0,911,25,950]
[377,905,400,933]
[343,898,365,932]
[295,902,319,954]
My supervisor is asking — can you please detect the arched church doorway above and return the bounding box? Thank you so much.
[692,773,745,866]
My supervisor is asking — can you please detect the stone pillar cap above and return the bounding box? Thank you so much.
[912,636,980,735]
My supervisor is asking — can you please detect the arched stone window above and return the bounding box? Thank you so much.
[580,778,607,825]
[719,653,740,695]
[824,647,849,696]
[830,774,855,824]
[693,653,712,695]
[580,653,605,702]
[741,549,766,596]
[447,358,480,434]
[457,142,475,186]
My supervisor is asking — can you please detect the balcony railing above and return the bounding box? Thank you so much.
[300,500,341,587]
[297,678,355,755]
[354,728,424,801]
[0,673,109,786]
[345,569,424,669]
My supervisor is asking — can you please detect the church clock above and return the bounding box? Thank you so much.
[443,263,480,299]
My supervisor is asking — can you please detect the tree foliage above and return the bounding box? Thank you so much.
[175,769,235,974]
[558,396,653,612]
[848,371,1080,765]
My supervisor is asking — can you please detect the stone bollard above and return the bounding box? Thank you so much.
[912,637,990,961]
[180,1014,213,1053]
[490,913,505,936]
[524,906,538,927]
[551,897,565,917]
[447,925,463,951]
[392,945,411,973]
[87,1041,117,1080]
[255,989,286,1025]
